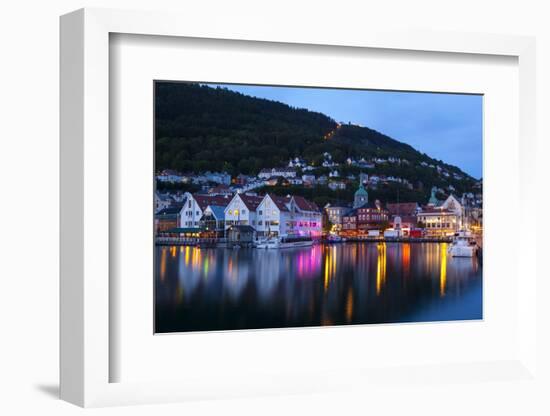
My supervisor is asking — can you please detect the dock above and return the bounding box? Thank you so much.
[328,237,453,244]
[156,236,454,247]
[156,237,226,247]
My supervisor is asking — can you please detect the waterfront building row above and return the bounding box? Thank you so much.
[167,191,322,237]
[156,182,480,239]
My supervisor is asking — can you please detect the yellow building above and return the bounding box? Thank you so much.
[417,208,460,237]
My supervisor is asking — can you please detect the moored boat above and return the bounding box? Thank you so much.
[326,233,346,243]
[448,230,477,257]
[256,234,314,249]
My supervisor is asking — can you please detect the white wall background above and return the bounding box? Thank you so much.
[0,1,548,415]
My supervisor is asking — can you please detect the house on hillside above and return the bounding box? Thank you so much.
[288,177,303,185]
[357,158,375,169]
[203,171,231,185]
[288,157,306,168]
[302,174,316,186]
[258,167,296,179]
[208,184,233,196]
[258,168,273,179]
[156,169,183,183]
[263,177,279,187]
[328,181,346,191]
[317,175,328,185]
[155,191,173,213]
[272,167,297,178]
[233,174,252,185]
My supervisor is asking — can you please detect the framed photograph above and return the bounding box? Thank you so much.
[60,8,538,408]
[153,80,483,334]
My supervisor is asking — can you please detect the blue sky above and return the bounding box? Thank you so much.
[206,83,483,179]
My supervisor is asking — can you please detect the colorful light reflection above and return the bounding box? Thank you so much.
[440,243,447,297]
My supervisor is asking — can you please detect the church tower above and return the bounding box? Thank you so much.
[353,183,369,208]
[428,186,439,206]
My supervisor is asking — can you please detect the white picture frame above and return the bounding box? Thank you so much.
[60,7,538,408]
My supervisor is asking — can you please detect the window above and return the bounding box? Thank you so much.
[259,210,263,215]
[228,210,233,215]
[242,209,247,216]
[258,221,263,226]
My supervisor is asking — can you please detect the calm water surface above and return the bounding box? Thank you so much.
[155,242,482,333]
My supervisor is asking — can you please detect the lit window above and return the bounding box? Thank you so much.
[228,210,233,215]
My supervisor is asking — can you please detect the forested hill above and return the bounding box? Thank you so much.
[155,82,474,183]
[155,82,336,174]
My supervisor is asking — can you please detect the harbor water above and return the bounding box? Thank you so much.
[155,242,482,333]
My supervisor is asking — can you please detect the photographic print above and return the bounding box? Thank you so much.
[154,82,483,333]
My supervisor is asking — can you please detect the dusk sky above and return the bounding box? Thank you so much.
[207,83,483,179]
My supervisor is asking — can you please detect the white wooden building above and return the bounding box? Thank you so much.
[223,193,264,228]
[179,193,231,228]
[256,194,322,238]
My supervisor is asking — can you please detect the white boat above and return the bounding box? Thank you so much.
[327,234,345,243]
[256,234,314,249]
[448,230,478,257]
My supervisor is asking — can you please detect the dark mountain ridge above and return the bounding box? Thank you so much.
[155,82,477,199]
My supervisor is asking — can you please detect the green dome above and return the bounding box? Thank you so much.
[355,183,368,197]
[428,187,439,205]
[353,183,369,208]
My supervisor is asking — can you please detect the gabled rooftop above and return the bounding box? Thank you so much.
[237,194,264,211]
[292,195,320,212]
[192,194,231,211]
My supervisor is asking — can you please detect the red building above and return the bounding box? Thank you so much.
[342,200,389,236]
[386,202,419,234]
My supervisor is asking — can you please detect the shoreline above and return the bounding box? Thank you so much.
[155,237,456,247]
